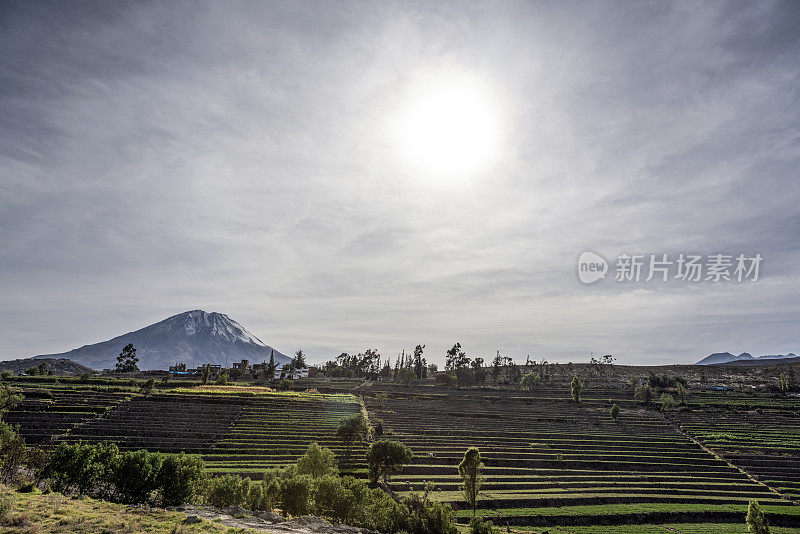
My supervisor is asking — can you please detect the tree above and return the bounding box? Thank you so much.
[635,385,654,405]
[293,349,307,369]
[366,440,413,485]
[296,442,338,479]
[201,364,210,385]
[267,350,277,377]
[660,393,676,411]
[400,368,416,387]
[491,352,502,382]
[611,404,620,422]
[216,371,229,385]
[140,378,155,396]
[471,357,486,385]
[571,377,582,402]
[458,447,484,516]
[746,500,770,534]
[413,344,426,379]
[115,343,139,373]
[337,414,368,463]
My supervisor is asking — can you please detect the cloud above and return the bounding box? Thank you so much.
[1,0,799,365]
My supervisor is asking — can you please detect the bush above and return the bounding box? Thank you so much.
[469,517,500,534]
[44,441,105,495]
[520,372,540,390]
[216,371,229,386]
[611,404,620,421]
[207,474,250,508]
[0,371,12,380]
[296,442,338,479]
[635,385,654,404]
[114,449,163,504]
[279,379,293,391]
[281,474,314,517]
[404,485,458,534]
[660,393,676,411]
[314,474,353,522]
[0,421,27,484]
[0,493,12,520]
[571,377,582,402]
[159,453,207,506]
[336,414,368,463]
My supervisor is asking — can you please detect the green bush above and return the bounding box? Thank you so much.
[207,474,250,508]
[0,421,27,484]
[281,474,314,517]
[296,442,338,479]
[611,404,620,421]
[660,393,676,411]
[159,453,207,506]
[279,379,293,391]
[44,441,106,495]
[404,485,458,534]
[114,449,163,504]
[634,385,654,404]
[469,517,500,534]
[314,474,353,522]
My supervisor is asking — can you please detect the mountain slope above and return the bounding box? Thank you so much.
[695,351,797,365]
[33,310,290,371]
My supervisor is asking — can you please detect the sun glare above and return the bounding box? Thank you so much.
[395,79,501,182]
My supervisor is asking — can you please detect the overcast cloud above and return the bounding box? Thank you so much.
[1,0,799,365]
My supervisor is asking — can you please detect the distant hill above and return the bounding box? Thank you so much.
[695,352,798,366]
[32,310,291,371]
[709,356,800,367]
[0,357,94,375]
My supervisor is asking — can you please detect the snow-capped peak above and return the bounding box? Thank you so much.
[160,310,267,346]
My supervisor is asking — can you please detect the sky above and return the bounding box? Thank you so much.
[1,0,799,366]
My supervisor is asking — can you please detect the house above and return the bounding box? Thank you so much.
[274,365,309,380]
[232,360,250,371]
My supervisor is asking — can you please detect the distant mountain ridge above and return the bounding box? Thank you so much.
[695,351,798,365]
[33,310,290,371]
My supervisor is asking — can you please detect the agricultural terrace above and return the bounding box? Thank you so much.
[673,408,800,501]
[4,383,132,444]
[38,387,366,478]
[201,390,365,477]
[362,386,800,529]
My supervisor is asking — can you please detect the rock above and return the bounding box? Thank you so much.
[184,515,203,524]
[294,515,333,529]
[255,510,285,523]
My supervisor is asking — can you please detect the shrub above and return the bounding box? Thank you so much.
[43,441,104,495]
[0,371,12,380]
[520,372,540,390]
[469,517,500,534]
[216,371,229,386]
[367,440,413,485]
[159,453,207,506]
[207,474,249,508]
[611,404,620,422]
[279,379,293,391]
[115,449,163,504]
[0,493,12,520]
[571,377,582,402]
[0,421,27,484]
[281,474,314,517]
[404,484,458,534]
[296,442,338,479]
[660,393,676,411]
[314,474,353,522]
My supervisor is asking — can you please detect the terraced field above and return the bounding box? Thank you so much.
[4,386,132,443]
[203,392,365,476]
[50,389,366,477]
[363,390,800,529]
[674,408,800,501]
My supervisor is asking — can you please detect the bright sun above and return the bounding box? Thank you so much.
[396,80,501,181]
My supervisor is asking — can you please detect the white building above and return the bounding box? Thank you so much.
[274,365,309,380]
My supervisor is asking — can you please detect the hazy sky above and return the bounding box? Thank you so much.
[2,1,799,366]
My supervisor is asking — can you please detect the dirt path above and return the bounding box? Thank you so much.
[173,505,378,534]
